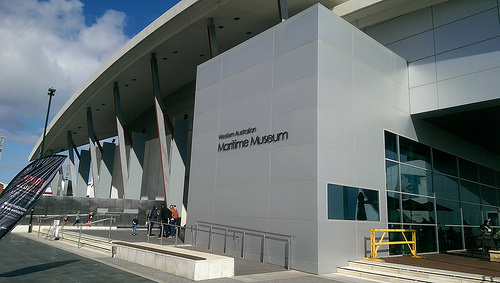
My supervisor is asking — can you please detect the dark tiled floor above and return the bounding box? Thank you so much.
[0,233,157,283]
[382,252,500,277]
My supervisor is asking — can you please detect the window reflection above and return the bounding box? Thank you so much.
[400,165,433,196]
[481,185,498,206]
[479,165,496,186]
[403,224,436,253]
[438,225,462,251]
[459,180,480,203]
[401,194,435,224]
[387,192,401,223]
[384,131,500,253]
[433,149,457,176]
[386,160,399,191]
[327,184,379,221]
[385,131,398,161]
[459,158,478,182]
[461,203,481,226]
[433,173,459,201]
[399,136,431,170]
[436,199,460,225]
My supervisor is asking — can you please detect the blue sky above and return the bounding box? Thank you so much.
[0,0,180,184]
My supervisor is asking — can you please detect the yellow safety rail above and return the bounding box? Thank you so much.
[363,228,423,261]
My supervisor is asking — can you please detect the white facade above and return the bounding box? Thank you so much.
[188,2,500,274]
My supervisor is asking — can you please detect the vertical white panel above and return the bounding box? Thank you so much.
[75,150,90,197]
[96,142,115,199]
[126,132,146,200]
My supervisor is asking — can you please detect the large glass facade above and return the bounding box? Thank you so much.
[384,131,500,254]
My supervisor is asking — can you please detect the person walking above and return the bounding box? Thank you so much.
[148,205,158,236]
[132,215,138,236]
[73,210,80,226]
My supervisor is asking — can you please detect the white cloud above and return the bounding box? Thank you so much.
[0,0,129,146]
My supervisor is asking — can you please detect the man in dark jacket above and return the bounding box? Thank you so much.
[149,205,158,236]
[160,204,172,237]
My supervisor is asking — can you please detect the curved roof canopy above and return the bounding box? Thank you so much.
[30,0,448,160]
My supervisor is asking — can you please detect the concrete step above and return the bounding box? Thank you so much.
[337,259,500,283]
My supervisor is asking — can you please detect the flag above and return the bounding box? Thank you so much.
[0,155,66,241]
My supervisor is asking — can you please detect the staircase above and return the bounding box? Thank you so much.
[337,260,500,283]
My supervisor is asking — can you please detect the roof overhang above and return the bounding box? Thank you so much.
[29,0,447,160]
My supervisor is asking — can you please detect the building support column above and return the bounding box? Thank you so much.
[86,107,100,197]
[207,18,218,58]
[113,82,128,199]
[97,142,115,199]
[278,0,288,21]
[151,53,173,202]
[67,131,78,196]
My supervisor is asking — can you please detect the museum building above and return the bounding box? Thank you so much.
[30,0,500,274]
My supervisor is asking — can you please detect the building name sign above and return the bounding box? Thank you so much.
[218,127,289,152]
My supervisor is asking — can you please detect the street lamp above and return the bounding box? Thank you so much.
[39,87,56,159]
[31,88,56,233]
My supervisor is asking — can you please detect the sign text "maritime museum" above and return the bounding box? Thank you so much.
[218,127,289,152]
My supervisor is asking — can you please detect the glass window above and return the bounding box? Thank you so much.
[481,185,498,206]
[482,206,498,227]
[399,136,431,169]
[385,131,398,161]
[459,180,480,204]
[402,194,435,224]
[386,160,399,191]
[461,202,481,226]
[436,199,461,225]
[479,165,496,186]
[400,164,433,196]
[327,184,379,221]
[432,149,457,176]
[387,192,401,223]
[497,171,500,188]
[433,173,459,201]
[458,158,478,182]
[388,223,403,255]
[438,225,462,251]
[403,224,437,253]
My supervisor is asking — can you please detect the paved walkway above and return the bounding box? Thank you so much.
[4,227,370,283]
[5,226,499,282]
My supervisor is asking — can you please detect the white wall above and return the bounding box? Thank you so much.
[188,1,500,275]
[365,0,500,114]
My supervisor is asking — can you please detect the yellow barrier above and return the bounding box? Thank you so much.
[363,229,423,261]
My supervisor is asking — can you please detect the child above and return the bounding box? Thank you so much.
[87,211,94,226]
[132,216,138,236]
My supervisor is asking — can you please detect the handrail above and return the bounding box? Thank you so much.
[193,221,292,270]
[34,213,118,248]
[146,220,182,246]
[364,228,423,261]
[74,217,116,247]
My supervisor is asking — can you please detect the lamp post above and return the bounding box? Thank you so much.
[31,87,55,233]
[39,87,56,159]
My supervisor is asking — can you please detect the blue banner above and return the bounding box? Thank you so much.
[0,155,66,241]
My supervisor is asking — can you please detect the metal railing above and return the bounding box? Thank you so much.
[364,228,422,261]
[35,214,117,248]
[145,220,181,246]
[74,217,116,248]
[192,221,292,270]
